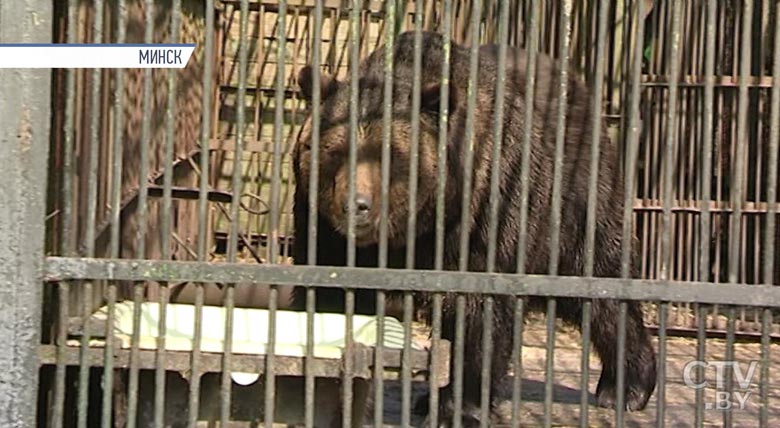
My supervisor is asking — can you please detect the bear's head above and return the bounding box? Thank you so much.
[293,43,458,248]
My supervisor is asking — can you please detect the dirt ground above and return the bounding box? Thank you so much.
[365,314,780,428]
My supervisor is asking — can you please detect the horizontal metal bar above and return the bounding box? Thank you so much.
[44,257,780,307]
[37,344,445,383]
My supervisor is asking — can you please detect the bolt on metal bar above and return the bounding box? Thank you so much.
[103,1,127,425]
[189,1,214,426]
[457,0,482,272]
[305,1,324,427]
[52,1,79,426]
[127,2,156,425]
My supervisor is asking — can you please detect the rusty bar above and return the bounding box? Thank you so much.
[78,3,105,426]
[189,1,215,426]
[127,1,155,423]
[52,1,79,426]
[103,0,127,425]
[457,0,482,272]
[44,256,780,308]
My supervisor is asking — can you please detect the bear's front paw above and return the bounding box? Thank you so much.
[596,369,656,411]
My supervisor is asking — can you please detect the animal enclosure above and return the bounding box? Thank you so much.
[2,0,780,427]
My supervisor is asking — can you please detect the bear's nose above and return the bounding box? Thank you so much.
[343,193,372,215]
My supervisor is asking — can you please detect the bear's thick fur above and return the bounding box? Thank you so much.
[290,31,656,426]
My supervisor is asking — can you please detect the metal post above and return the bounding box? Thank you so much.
[0,2,53,427]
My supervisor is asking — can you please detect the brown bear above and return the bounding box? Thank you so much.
[290,30,657,426]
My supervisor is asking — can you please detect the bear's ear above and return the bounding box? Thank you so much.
[298,65,339,102]
[420,82,457,116]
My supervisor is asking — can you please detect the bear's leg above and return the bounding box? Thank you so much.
[589,298,657,411]
[423,295,513,428]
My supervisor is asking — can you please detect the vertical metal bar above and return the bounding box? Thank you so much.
[485,0,510,273]
[723,306,736,428]
[127,0,155,422]
[657,13,682,428]
[0,1,52,427]
[400,3,424,427]
[427,1,450,424]
[583,2,612,423]
[760,4,780,426]
[306,1,324,427]
[346,0,360,268]
[695,303,707,428]
[153,2,181,426]
[547,0,572,276]
[452,295,466,428]
[378,0,395,269]
[729,0,752,286]
[543,2,573,426]
[579,300,591,428]
[764,0,780,292]
[53,2,78,427]
[189,1,214,426]
[479,296,495,428]
[478,1,509,425]
[457,0,482,273]
[543,297,556,428]
[343,2,361,427]
[222,0,250,424]
[510,297,525,428]
[759,308,771,427]
[655,302,668,428]
[103,1,127,426]
[79,3,105,426]
[406,0,423,270]
[400,293,414,428]
[513,1,539,424]
[266,2,286,427]
[694,4,717,422]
